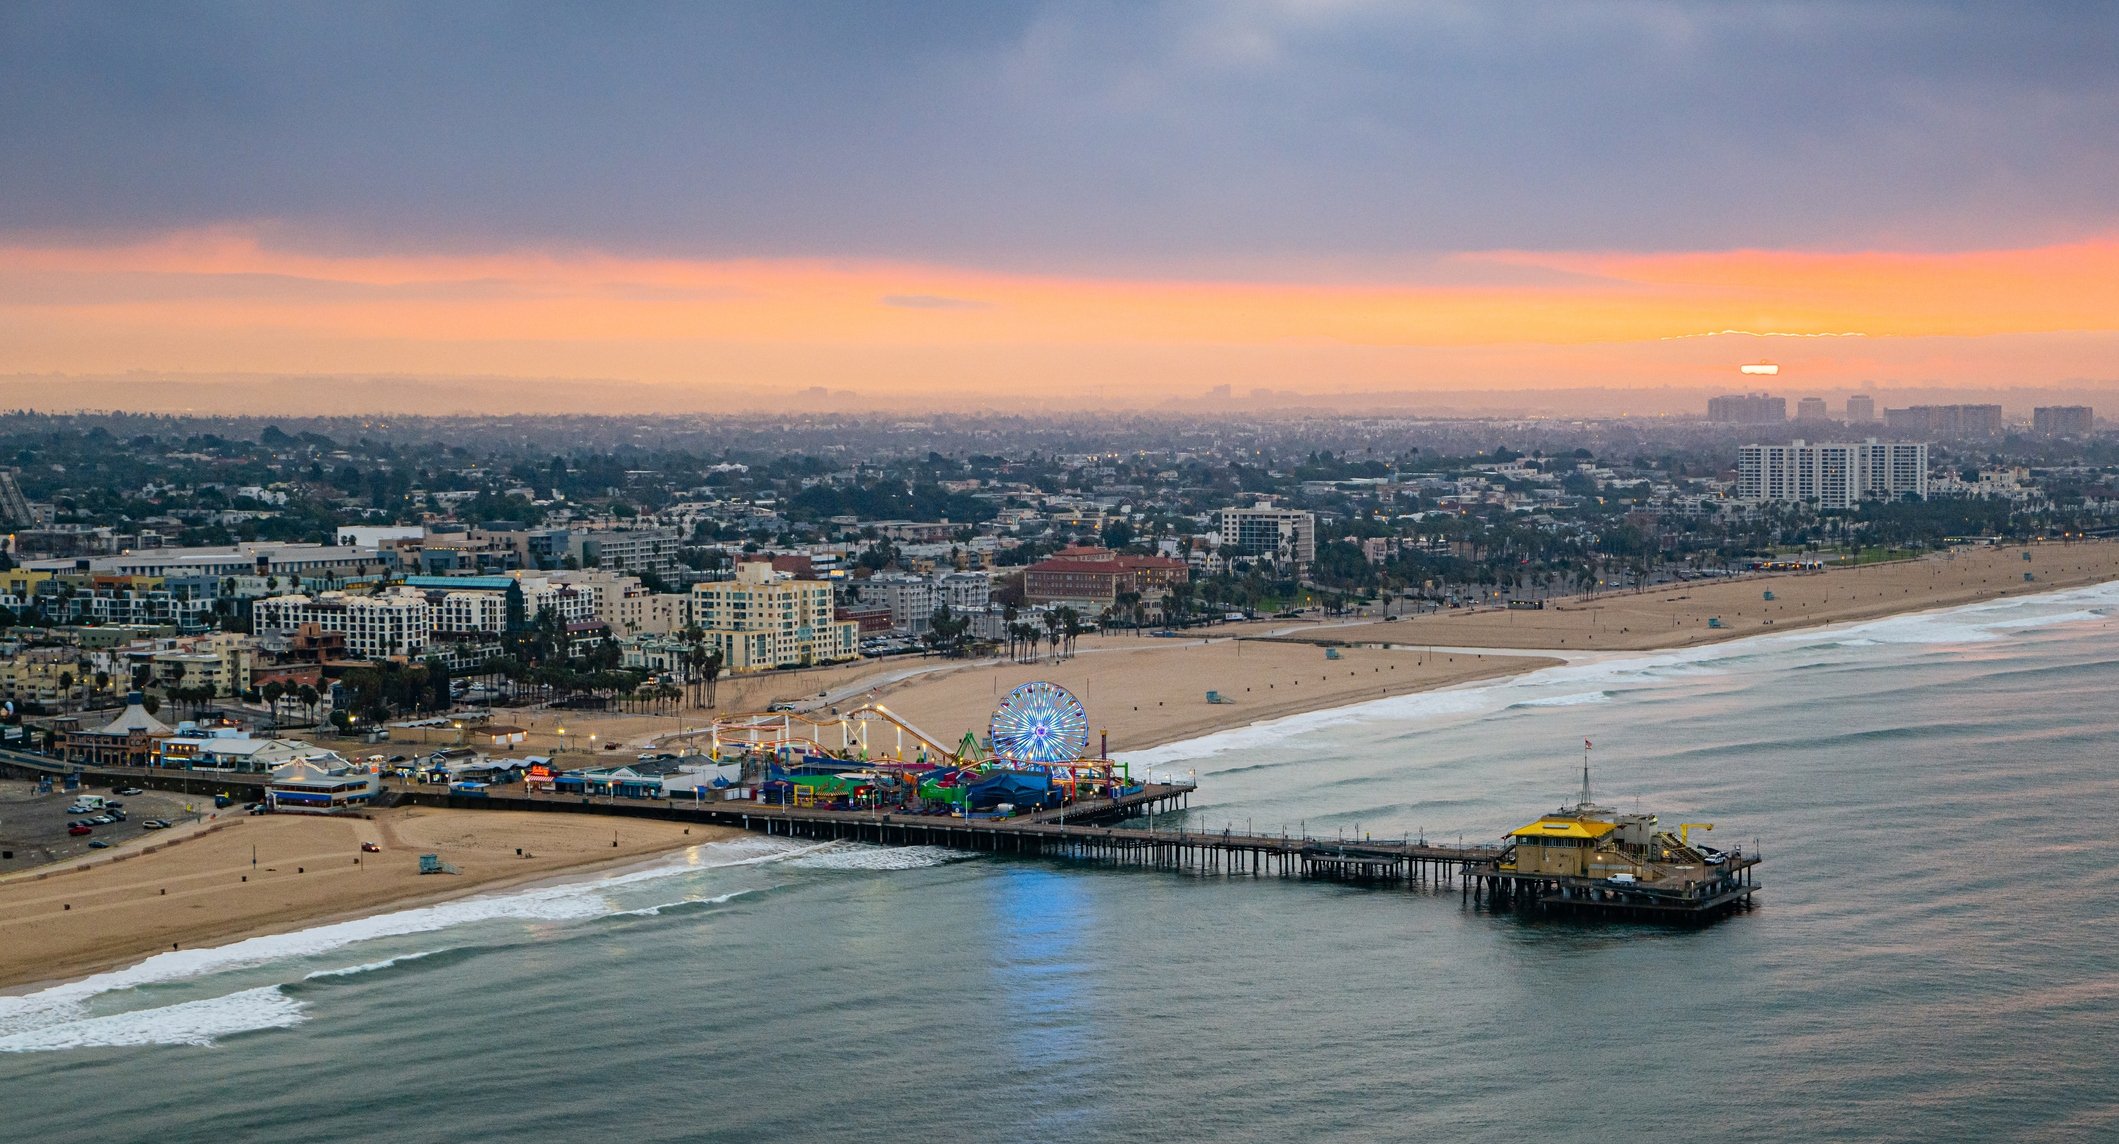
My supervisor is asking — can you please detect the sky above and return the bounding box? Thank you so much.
[3,1,2118,413]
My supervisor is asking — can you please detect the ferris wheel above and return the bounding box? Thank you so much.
[988,681,1091,764]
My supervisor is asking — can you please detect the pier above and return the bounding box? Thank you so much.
[9,750,1761,922]
[395,781,1509,890]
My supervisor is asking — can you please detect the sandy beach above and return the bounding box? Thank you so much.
[0,808,737,990]
[1315,539,2119,653]
[6,539,2114,992]
[811,540,2119,753]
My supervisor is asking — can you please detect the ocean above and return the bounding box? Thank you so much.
[5,584,2119,1142]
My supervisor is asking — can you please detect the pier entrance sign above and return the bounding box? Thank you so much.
[989,681,1091,764]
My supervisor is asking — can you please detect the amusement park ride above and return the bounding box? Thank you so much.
[695,682,1137,815]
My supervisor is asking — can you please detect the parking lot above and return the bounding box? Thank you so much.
[0,779,214,874]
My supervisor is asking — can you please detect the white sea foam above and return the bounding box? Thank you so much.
[0,835,824,1052]
[614,887,764,917]
[0,986,305,1053]
[302,950,443,980]
[1516,691,1611,708]
[1125,578,2119,765]
[789,844,967,871]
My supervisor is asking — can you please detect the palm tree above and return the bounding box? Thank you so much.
[700,649,724,709]
[262,680,285,721]
[1042,610,1063,662]
[297,683,320,724]
[57,670,74,713]
[1057,607,1083,657]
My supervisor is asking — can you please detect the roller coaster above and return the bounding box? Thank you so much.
[675,683,1135,813]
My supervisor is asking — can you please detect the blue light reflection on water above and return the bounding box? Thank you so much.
[5,586,2119,1142]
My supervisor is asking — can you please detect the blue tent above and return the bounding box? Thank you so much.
[967,771,1057,811]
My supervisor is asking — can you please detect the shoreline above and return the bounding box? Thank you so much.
[6,543,2115,995]
[0,808,742,992]
[851,541,2119,753]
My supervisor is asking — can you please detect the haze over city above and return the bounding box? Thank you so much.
[6,2,2119,412]
[10,7,2119,1143]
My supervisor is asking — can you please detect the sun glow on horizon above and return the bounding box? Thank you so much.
[4,228,2119,405]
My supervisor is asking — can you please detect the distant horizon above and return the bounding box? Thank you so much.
[8,7,2119,414]
[0,371,2109,421]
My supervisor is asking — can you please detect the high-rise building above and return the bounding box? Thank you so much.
[1216,505,1317,565]
[1795,397,1830,420]
[1845,394,1877,423]
[1707,393,1787,424]
[1882,404,2003,437]
[1736,440,1928,508]
[2033,405,2093,435]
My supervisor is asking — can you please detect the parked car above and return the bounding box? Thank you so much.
[114,787,144,796]
[140,819,170,830]
[87,840,110,849]
[64,803,91,814]
[67,825,91,836]
[360,842,381,853]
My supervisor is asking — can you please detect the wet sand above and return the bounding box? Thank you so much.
[0,808,736,990]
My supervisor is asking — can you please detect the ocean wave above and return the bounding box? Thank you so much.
[1123,578,2119,764]
[1513,691,1610,708]
[788,844,969,871]
[0,834,814,1052]
[302,950,444,981]
[0,986,304,1053]
[614,887,766,917]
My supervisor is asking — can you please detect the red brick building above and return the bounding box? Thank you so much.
[1023,546,1189,609]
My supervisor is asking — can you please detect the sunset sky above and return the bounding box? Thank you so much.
[4,2,2118,412]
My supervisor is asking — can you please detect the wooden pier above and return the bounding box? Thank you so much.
[398,782,1507,890]
[11,751,1761,923]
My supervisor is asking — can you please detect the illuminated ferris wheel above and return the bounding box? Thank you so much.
[988,681,1091,764]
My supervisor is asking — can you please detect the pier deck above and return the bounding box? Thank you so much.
[7,752,1759,922]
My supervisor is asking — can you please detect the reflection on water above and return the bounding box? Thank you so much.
[5,586,2119,1143]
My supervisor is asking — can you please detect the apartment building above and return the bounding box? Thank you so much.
[856,572,936,634]
[2033,406,2094,435]
[570,529,681,580]
[688,561,858,671]
[1216,505,1317,566]
[1736,440,1929,508]
[1883,404,2004,437]
[1707,393,1787,424]
[253,589,433,659]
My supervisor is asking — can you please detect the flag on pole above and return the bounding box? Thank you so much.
[1585,739,1593,749]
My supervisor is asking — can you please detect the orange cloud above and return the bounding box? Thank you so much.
[3,228,2119,404]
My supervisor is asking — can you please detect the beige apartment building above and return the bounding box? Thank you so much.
[688,561,858,671]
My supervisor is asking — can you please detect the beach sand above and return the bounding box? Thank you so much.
[845,641,1554,757]
[0,808,736,989]
[1316,539,2119,653]
[514,540,2119,757]
[11,540,2113,991]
